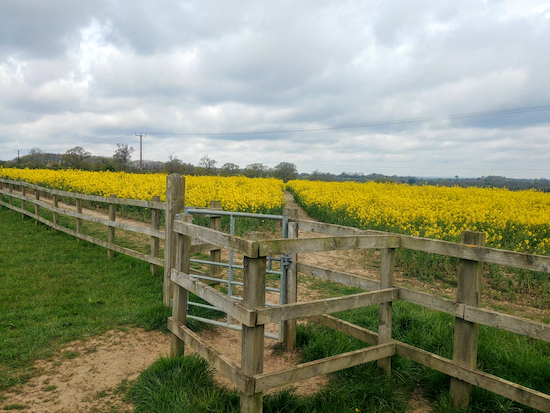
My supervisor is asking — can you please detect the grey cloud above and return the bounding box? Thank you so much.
[1,0,549,178]
[0,0,106,58]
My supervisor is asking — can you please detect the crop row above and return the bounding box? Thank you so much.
[3,168,550,255]
[287,180,550,255]
[0,168,286,215]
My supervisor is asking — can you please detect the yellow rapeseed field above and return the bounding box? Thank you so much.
[0,168,285,214]
[287,180,550,255]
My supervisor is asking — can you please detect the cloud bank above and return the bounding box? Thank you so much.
[1,0,549,177]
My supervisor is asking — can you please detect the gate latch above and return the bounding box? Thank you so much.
[281,254,293,268]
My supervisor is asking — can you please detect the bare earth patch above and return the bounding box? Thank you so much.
[2,328,169,412]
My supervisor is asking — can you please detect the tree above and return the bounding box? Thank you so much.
[198,154,217,170]
[164,152,183,174]
[243,163,271,178]
[113,143,135,170]
[272,162,298,182]
[219,163,240,177]
[180,162,196,175]
[61,146,92,169]
[28,147,45,167]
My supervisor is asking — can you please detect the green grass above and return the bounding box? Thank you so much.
[0,206,216,393]
[2,196,550,412]
[128,300,550,413]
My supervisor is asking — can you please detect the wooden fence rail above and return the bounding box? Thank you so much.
[0,177,166,276]
[167,184,550,413]
[2,175,549,412]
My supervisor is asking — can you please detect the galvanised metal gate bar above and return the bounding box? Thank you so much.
[182,207,289,340]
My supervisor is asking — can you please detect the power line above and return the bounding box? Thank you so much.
[83,135,135,147]
[141,104,550,137]
[297,162,550,171]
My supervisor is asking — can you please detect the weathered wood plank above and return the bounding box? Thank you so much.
[396,342,550,412]
[53,195,59,227]
[164,174,185,306]
[258,235,400,255]
[34,188,39,225]
[256,288,398,324]
[209,200,222,289]
[171,222,192,356]
[168,317,254,395]
[450,231,485,409]
[190,242,219,253]
[29,212,165,266]
[398,287,465,317]
[309,314,379,346]
[399,287,550,343]
[19,197,165,238]
[0,200,27,216]
[378,247,396,375]
[150,195,161,275]
[254,343,395,393]
[298,263,381,292]
[171,269,257,327]
[107,195,116,258]
[401,235,550,274]
[464,307,550,343]
[241,254,266,411]
[174,220,258,258]
[284,216,298,351]
[76,198,83,236]
[295,219,386,236]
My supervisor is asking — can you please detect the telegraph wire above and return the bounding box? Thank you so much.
[141,104,550,137]
[83,134,135,147]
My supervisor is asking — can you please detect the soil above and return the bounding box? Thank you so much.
[1,191,437,412]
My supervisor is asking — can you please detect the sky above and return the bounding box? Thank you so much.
[1,0,549,178]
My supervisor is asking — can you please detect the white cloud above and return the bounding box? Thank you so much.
[0,0,549,178]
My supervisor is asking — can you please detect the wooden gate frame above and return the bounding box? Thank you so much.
[167,191,550,413]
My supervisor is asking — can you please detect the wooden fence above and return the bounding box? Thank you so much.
[165,178,550,413]
[2,174,550,412]
[0,175,222,307]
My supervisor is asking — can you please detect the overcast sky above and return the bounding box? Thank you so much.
[1,1,549,178]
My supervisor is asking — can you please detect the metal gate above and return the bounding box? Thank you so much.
[182,207,290,340]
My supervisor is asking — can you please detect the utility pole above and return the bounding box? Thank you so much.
[135,133,146,173]
[16,150,20,164]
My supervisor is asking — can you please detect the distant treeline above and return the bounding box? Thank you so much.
[2,147,548,191]
[301,170,550,192]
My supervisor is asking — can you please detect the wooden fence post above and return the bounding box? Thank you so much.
[171,214,192,356]
[450,231,485,409]
[241,233,266,413]
[164,174,185,307]
[107,195,116,258]
[378,247,396,375]
[209,200,222,290]
[34,187,40,225]
[283,207,299,351]
[150,195,161,275]
[8,183,13,212]
[53,195,59,228]
[21,187,26,219]
[76,196,83,240]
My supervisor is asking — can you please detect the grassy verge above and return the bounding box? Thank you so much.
[0,207,217,392]
[128,300,550,413]
[3,196,550,412]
